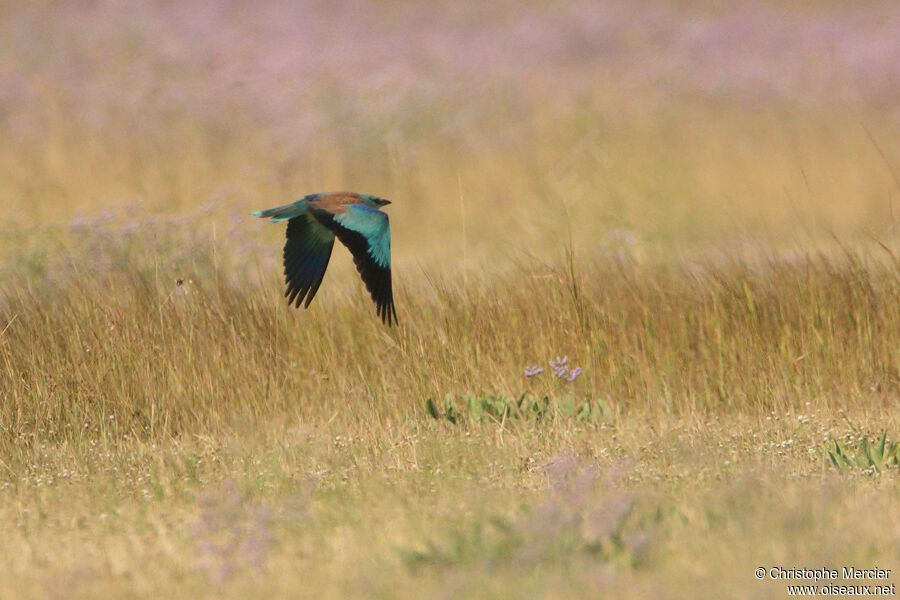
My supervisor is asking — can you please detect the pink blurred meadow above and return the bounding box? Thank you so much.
[2,0,897,148]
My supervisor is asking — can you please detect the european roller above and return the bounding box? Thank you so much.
[252,192,398,326]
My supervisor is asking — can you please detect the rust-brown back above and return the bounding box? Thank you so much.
[307,192,362,214]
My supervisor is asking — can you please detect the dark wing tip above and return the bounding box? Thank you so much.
[379,285,398,326]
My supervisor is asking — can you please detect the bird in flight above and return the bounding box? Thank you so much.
[252,192,398,326]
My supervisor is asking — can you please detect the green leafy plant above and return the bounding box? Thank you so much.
[825,432,900,473]
[423,393,609,424]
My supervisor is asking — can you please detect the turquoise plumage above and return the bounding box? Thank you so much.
[252,192,398,325]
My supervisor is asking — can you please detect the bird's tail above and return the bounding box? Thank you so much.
[250,200,308,222]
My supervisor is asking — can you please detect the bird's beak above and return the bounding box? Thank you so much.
[380,199,392,206]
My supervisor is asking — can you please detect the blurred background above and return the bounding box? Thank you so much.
[0,0,898,278]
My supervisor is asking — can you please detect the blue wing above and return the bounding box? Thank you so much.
[282,212,335,308]
[314,203,397,325]
[253,195,338,308]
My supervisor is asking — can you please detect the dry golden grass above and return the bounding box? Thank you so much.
[2,243,899,437]
[2,1,900,597]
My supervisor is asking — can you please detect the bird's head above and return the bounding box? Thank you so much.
[363,195,392,209]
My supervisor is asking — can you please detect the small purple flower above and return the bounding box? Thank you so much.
[549,355,568,369]
[524,366,545,377]
[526,356,582,381]
[564,367,583,382]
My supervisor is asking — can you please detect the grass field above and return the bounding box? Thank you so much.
[1,1,899,598]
